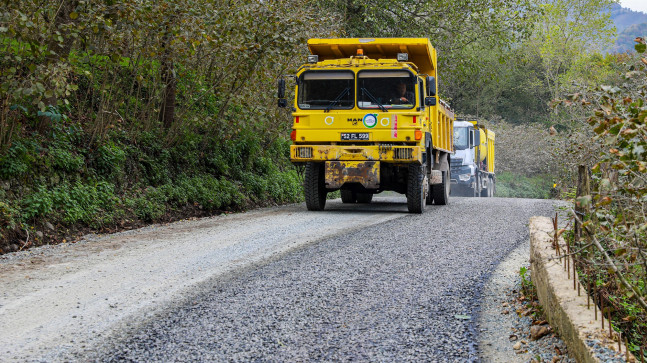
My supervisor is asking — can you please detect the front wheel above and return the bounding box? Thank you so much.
[304,162,326,211]
[432,170,450,205]
[407,164,427,213]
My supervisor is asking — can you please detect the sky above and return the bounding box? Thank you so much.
[620,0,647,13]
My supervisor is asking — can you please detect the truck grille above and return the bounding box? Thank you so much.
[294,146,313,159]
[393,147,413,160]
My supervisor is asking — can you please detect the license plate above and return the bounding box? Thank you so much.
[341,133,369,141]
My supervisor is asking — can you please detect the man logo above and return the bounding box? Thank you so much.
[362,114,378,128]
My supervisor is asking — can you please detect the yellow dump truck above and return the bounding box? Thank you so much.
[278,38,455,213]
[450,119,496,197]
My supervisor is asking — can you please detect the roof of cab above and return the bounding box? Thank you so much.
[307,38,437,75]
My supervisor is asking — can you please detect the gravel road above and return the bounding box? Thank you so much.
[0,196,560,362]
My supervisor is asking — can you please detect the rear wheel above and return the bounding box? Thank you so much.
[304,162,326,211]
[426,182,434,205]
[432,170,450,205]
[356,192,373,203]
[480,175,489,197]
[488,177,494,197]
[407,164,427,213]
[340,189,356,203]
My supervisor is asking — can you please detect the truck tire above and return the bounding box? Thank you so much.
[481,176,488,197]
[407,164,427,213]
[305,162,326,211]
[488,177,494,197]
[426,183,434,205]
[340,189,356,203]
[356,192,373,203]
[432,170,450,205]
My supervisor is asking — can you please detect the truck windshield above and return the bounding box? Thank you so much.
[297,71,354,110]
[357,70,415,110]
[454,127,470,150]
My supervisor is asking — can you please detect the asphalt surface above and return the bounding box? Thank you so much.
[49,196,561,362]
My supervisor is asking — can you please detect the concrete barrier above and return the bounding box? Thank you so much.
[529,216,635,362]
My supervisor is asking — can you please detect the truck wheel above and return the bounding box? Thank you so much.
[480,177,489,197]
[305,162,326,211]
[340,189,356,203]
[356,192,373,203]
[488,178,494,197]
[432,170,450,205]
[407,164,427,213]
[426,183,434,205]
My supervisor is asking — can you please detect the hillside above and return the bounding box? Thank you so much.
[610,3,647,52]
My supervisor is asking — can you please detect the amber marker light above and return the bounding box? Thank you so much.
[290,130,297,141]
[415,130,422,140]
[357,49,364,56]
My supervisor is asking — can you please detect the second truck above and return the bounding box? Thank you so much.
[449,119,496,197]
[278,38,455,213]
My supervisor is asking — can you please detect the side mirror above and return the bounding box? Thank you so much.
[424,97,436,106]
[469,130,475,147]
[426,76,436,96]
[474,129,481,145]
[277,79,287,108]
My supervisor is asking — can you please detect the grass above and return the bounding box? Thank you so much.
[496,171,555,199]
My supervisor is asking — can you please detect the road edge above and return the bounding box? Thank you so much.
[530,216,636,362]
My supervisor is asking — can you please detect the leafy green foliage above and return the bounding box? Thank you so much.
[495,171,553,199]
[562,38,647,358]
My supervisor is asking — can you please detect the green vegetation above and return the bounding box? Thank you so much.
[495,172,553,199]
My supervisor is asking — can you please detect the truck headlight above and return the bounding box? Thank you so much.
[458,173,471,181]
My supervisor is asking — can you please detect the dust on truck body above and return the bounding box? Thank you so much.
[450,120,496,197]
[278,38,455,213]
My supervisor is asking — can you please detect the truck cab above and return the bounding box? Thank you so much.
[450,120,495,197]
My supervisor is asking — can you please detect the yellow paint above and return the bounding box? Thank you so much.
[290,38,454,168]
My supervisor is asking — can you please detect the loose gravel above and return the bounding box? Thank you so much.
[479,238,576,363]
[61,197,562,362]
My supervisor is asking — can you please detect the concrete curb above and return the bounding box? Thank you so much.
[530,216,635,362]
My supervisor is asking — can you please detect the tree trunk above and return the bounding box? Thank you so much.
[159,21,176,130]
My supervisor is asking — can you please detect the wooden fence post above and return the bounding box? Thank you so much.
[575,165,590,243]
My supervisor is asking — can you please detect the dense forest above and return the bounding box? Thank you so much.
[1,0,646,356]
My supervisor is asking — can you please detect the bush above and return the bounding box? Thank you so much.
[49,147,85,173]
[495,171,553,199]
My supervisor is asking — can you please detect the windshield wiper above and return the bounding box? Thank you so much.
[361,88,387,112]
[324,88,350,113]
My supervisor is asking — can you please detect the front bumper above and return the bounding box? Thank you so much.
[290,144,423,163]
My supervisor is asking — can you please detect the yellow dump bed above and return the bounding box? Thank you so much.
[308,38,437,76]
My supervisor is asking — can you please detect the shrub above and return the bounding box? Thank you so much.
[495,171,553,199]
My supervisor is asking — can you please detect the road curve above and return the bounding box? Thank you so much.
[0,196,559,361]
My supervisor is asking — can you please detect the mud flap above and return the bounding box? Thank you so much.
[430,170,442,185]
[325,161,380,189]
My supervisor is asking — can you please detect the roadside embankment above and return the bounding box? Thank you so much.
[530,216,635,362]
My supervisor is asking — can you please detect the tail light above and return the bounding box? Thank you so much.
[415,130,422,140]
[413,116,417,124]
[290,130,297,141]
[295,116,299,124]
